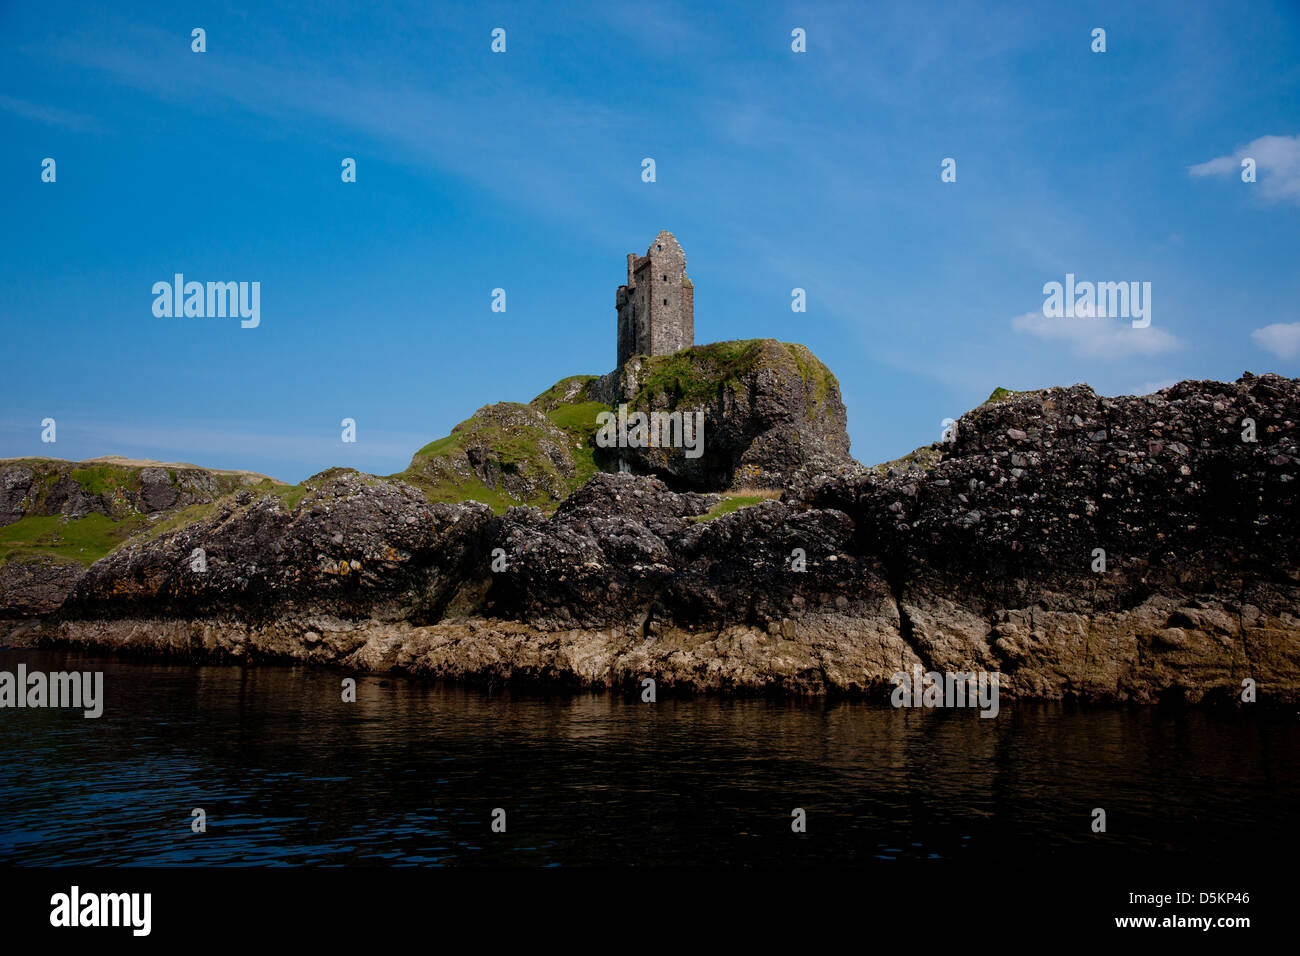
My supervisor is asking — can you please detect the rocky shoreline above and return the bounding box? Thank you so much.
[3,371,1298,704]
[12,586,1295,705]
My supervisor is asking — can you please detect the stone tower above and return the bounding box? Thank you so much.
[616,230,694,369]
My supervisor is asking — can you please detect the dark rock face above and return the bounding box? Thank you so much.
[797,374,1298,598]
[591,339,853,491]
[483,474,718,630]
[794,373,1300,699]
[8,374,1300,703]
[0,560,85,616]
[0,466,35,525]
[62,472,496,625]
[139,468,182,512]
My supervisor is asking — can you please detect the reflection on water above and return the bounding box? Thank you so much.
[0,649,1296,865]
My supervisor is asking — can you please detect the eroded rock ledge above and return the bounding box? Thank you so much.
[7,373,1299,703]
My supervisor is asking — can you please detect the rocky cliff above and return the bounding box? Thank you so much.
[11,372,1298,705]
[0,339,847,619]
[593,338,853,490]
[0,456,281,617]
[392,338,853,509]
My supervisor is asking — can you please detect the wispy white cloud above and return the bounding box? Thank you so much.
[1251,321,1300,359]
[1010,311,1183,359]
[0,94,100,131]
[48,22,629,238]
[1189,134,1300,204]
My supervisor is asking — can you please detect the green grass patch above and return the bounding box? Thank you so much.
[69,464,141,496]
[398,403,587,513]
[411,433,459,459]
[545,400,608,439]
[275,484,309,510]
[0,513,145,566]
[530,375,597,411]
[407,475,517,514]
[982,386,1024,406]
[545,399,608,488]
[134,502,219,543]
[690,495,766,522]
[632,339,766,410]
[410,406,561,472]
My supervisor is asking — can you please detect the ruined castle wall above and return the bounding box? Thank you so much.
[682,278,694,351]
[629,261,651,359]
[616,286,632,369]
[615,232,693,368]
[646,242,686,357]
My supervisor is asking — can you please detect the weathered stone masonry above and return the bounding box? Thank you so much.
[616,230,694,368]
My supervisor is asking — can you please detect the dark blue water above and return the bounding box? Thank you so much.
[1,648,1296,865]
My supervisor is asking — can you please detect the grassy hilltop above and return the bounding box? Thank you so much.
[0,340,849,573]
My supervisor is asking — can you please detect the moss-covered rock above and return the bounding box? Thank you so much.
[397,402,582,512]
[0,456,276,531]
[590,338,853,491]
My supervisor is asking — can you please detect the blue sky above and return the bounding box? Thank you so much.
[2,0,1298,482]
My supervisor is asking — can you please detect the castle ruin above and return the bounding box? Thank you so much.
[616,230,694,368]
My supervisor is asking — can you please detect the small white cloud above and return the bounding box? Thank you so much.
[1189,134,1300,204]
[1187,155,1238,177]
[1251,322,1300,359]
[1138,379,1179,394]
[1011,312,1182,360]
